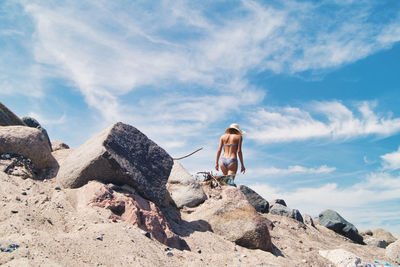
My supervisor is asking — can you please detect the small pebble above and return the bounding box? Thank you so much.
[144,232,151,239]
[11,210,18,214]
[26,186,31,190]
[197,249,202,254]
[55,186,61,191]
[15,196,21,201]
[166,251,173,257]
[241,254,247,258]
[302,259,307,263]
[96,234,104,241]
[21,191,27,196]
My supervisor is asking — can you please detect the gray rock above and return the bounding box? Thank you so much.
[0,126,56,169]
[269,203,304,223]
[318,209,363,244]
[0,102,25,126]
[270,199,287,207]
[303,214,315,227]
[364,237,387,248]
[21,116,52,151]
[386,239,400,264]
[56,122,173,206]
[239,185,269,213]
[166,160,206,208]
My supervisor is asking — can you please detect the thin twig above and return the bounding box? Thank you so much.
[173,147,203,160]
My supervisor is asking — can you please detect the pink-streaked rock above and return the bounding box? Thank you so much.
[77,181,188,250]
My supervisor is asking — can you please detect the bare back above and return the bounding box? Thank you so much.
[221,133,241,159]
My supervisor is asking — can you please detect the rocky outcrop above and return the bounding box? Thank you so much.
[269,203,304,223]
[57,122,173,206]
[76,181,189,250]
[0,126,56,169]
[21,116,52,151]
[51,140,70,151]
[166,160,206,208]
[0,102,25,126]
[386,239,400,265]
[371,228,397,245]
[239,185,269,213]
[319,209,363,244]
[182,185,273,252]
[319,249,365,267]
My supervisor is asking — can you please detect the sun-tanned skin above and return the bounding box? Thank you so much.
[215,129,245,176]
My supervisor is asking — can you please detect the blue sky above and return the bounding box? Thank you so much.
[1,0,400,235]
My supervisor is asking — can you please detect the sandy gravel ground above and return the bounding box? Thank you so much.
[0,161,389,267]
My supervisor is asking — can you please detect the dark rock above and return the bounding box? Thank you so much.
[21,191,27,196]
[11,210,18,214]
[271,199,287,207]
[57,122,173,206]
[0,102,25,126]
[0,243,20,252]
[319,209,363,244]
[21,116,52,151]
[269,203,303,223]
[144,232,151,239]
[55,186,61,191]
[1,153,38,179]
[365,229,373,236]
[239,185,269,213]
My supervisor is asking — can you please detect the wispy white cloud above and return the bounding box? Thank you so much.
[248,165,336,176]
[381,146,400,170]
[247,101,400,143]
[7,0,398,131]
[27,112,66,126]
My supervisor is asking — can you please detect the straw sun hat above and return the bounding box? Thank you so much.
[225,123,246,135]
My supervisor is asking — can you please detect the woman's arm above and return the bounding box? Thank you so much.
[215,136,223,171]
[237,136,245,173]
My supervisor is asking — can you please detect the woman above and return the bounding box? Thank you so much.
[215,123,245,185]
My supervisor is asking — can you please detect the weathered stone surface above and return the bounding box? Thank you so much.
[182,185,273,252]
[319,209,363,244]
[0,153,38,179]
[364,237,387,248]
[303,214,315,227]
[270,199,287,207]
[166,161,206,208]
[0,102,25,126]
[77,181,188,250]
[57,122,173,206]
[51,140,70,151]
[269,203,304,223]
[0,126,55,169]
[386,239,400,265]
[372,228,397,245]
[319,249,365,267]
[239,185,269,213]
[21,116,52,151]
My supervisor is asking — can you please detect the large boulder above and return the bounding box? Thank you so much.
[371,228,397,245]
[182,185,273,252]
[319,209,363,244]
[386,239,400,265]
[51,140,70,151]
[303,214,315,227]
[166,160,206,208]
[0,126,55,169]
[0,102,25,126]
[21,116,52,151]
[364,237,387,248]
[239,185,269,213]
[75,181,189,250]
[56,122,173,206]
[270,199,287,207]
[269,203,304,223]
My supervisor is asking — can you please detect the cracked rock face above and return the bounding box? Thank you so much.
[57,122,173,206]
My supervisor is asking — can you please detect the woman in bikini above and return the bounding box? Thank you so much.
[215,123,245,185]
